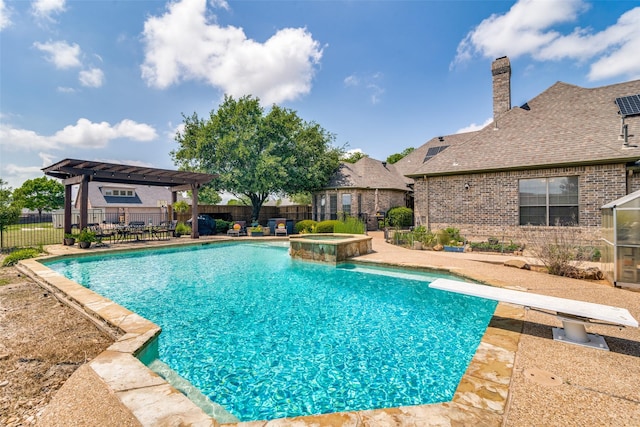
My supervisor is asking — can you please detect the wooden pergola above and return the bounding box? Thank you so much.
[42,159,216,239]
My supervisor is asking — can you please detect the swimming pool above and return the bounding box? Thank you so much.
[44,242,497,422]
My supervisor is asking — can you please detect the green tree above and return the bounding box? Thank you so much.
[386,147,415,164]
[342,150,368,163]
[12,176,64,221]
[290,192,312,205]
[172,95,343,220]
[190,184,222,205]
[0,179,23,248]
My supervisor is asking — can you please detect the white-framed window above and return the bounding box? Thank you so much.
[103,188,135,197]
[519,176,579,225]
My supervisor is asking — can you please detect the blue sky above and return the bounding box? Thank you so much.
[1,0,640,190]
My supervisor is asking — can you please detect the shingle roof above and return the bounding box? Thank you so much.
[325,156,409,191]
[85,182,175,208]
[409,79,640,176]
[393,132,479,178]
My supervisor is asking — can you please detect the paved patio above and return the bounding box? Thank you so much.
[24,232,640,426]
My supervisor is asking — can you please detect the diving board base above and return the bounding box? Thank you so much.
[552,323,609,351]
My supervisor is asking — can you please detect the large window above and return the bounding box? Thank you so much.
[519,176,578,225]
[329,194,337,220]
[342,194,352,216]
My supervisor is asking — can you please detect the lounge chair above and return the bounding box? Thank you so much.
[227,221,246,237]
[274,220,288,236]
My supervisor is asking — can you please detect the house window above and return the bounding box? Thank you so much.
[102,188,136,198]
[519,177,579,225]
[329,194,337,220]
[342,194,352,216]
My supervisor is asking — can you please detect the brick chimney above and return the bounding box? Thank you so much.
[492,56,511,120]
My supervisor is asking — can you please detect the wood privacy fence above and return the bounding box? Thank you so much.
[176,205,312,224]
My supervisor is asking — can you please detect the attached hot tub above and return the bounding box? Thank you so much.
[289,233,373,263]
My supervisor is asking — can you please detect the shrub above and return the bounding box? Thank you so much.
[2,248,42,266]
[436,227,464,246]
[519,225,589,276]
[215,219,231,232]
[334,216,366,234]
[174,222,191,236]
[315,220,341,233]
[77,228,97,243]
[387,207,413,228]
[295,220,317,233]
[469,240,522,252]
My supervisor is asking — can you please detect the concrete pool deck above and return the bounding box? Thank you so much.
[20,232,640,426]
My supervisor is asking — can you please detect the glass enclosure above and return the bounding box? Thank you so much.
[601,190,640,289]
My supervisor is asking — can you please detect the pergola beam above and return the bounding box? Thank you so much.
[42,158,216,237]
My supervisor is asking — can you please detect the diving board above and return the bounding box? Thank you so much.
[429,278,639,351]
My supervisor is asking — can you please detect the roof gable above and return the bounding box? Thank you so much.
[326,157,409,191]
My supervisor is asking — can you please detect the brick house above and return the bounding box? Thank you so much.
[314,156,411,230]
[399,57,640,242]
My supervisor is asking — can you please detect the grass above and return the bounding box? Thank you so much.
[1,222,64,250]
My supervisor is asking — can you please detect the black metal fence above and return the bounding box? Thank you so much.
[0,212,173,253]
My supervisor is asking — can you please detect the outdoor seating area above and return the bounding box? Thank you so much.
[85,221,173,244]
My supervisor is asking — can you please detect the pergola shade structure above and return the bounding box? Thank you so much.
[43,158,216,238]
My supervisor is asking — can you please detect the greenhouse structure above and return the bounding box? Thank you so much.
[601,190,640,289]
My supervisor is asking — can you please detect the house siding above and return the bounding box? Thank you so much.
[414,163,628,241]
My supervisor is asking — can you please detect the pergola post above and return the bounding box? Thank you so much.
[79,175,89,231]
[191,184,199,238]
[64,184,72,235]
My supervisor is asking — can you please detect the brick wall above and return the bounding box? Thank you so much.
[414,163,628,242]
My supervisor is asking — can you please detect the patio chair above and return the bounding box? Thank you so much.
[227,221,247,237]
[274,220,288,236]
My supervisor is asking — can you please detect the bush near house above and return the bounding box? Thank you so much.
[334,216,366,234]
[215,219,231,233]
[387,207,413,228]
[295,220,317,234]
[519,225,594,277]
[469,240,523,253]
[315,220,341,233]
[436,227,465,246]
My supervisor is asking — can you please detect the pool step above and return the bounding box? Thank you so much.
[147,359,239,424]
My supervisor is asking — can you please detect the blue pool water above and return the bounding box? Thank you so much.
[44,242,497,422]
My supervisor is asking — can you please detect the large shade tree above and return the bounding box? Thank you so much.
[172,95,343,219]
[12,176,64,222]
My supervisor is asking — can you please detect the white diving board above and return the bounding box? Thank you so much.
[429,278,639,351]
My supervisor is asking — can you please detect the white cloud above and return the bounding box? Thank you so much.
[0,0,12,30]
[452,0,640,81]
[57,86,76,93]
[0,119,157,151]
[343,72,384,105]
[456,117,493,134]
[31,0,66,21]
[34,40,81,69]
[2,163,46,189]
[140,0,323,104]
[344,75,359,87]
[79,67,105,87]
